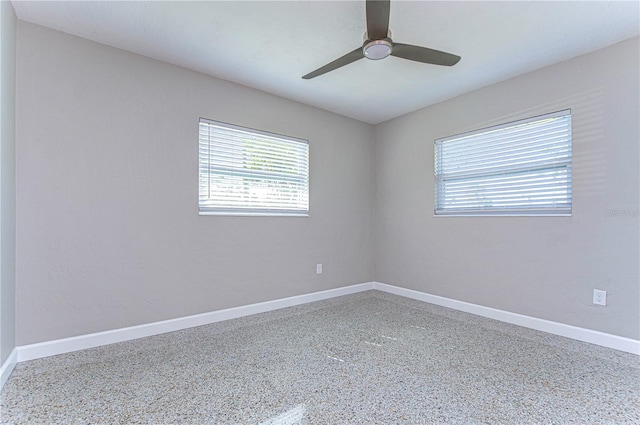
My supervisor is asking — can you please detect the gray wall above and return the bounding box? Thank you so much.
[15,22,375,345]
[13,20,640,347]
[374,37,639,340]
[0,0,17,365]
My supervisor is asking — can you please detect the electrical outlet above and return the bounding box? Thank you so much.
[593,289,607,306]
[316,264,323,274]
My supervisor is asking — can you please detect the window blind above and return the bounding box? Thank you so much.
[199,118,309,216]
[434,110,572,216]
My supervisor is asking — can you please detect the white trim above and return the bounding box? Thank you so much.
[373,282,640,355]
[436,109,571,142]
[0,348,17,390]
[11,280,639,367]
[17,282,375,362]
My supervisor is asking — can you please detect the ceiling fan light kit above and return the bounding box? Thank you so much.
[302,0,461,79]
[363,39,393,60]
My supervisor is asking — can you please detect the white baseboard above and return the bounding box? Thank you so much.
[17,282,375,362]
[373,282,640,355]
[12,280,639,370]
[0,348,17,390]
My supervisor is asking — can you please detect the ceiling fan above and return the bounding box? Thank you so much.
[302,0,461,80]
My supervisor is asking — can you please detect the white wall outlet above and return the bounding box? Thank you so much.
[316,264,322,274]
[593,289,607,306]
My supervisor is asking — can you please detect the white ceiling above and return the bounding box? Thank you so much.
[11,1,640,124]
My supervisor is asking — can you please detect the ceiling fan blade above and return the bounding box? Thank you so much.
[391,43,461,66]
[366,0,390,40]
[302,47,365,79]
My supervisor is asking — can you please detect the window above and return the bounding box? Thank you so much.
[199,118,309,216]
[434,110,572,216]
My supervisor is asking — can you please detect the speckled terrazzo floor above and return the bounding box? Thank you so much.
[1,291,639,424]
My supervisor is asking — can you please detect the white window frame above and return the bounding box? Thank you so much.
[434,110,572,217]
[199,118,309,216]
